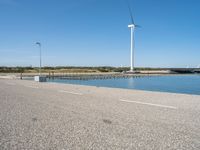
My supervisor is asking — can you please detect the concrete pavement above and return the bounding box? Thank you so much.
[0,79,200,149]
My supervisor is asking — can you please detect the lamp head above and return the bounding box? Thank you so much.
[36,42,41,46]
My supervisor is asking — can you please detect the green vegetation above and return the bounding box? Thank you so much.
[0,66,149,73]
[0,66,128,73]
[0,67,29,73]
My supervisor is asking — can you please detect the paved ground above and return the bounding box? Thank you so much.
[0,79,200,150]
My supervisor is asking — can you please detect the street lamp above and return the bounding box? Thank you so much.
[36,42,42,76]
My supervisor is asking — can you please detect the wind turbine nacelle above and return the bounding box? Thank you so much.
[128,24,135,28]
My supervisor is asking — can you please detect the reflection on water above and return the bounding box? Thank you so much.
[47,75,200,95]
[128,77,135,87]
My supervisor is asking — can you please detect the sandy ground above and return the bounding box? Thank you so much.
[0,79,200,149]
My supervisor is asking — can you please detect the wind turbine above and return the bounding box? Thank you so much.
[127,0,140,72]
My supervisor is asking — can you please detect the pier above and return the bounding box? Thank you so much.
[46,73,156,80]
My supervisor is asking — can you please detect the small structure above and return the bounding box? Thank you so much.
[34,76,47,82]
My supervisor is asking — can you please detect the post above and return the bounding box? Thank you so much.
[20,72,23,80]
[36,42,42,76]
[34,42,47,82]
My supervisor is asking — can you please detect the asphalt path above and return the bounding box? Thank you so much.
[0,79,200,149]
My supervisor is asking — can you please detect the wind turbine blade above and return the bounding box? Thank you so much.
[135,25,141,28]
[126,0,135,24]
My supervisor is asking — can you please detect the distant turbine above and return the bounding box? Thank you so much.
[127,0,140,72]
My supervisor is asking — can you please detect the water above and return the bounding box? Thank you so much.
[47,75,200,95]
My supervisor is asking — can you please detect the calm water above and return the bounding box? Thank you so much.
[47,75,200,95]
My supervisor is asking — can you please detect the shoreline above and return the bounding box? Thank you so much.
[1,77,200,97]
[0,72,199,80]
[1,76,200,97]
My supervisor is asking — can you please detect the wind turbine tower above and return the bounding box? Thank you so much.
[128,24,135,72]
[127,1,140,72]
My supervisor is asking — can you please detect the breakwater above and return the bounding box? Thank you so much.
[46,73,160,80]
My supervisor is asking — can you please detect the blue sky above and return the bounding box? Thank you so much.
[0,0,199,68]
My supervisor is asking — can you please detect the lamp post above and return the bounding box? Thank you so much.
[36,42,42,76]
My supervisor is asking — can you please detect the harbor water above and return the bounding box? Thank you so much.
[47,75,200,95]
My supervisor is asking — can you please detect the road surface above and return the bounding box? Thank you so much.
[0,79,200,149]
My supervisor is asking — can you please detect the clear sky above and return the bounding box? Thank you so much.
[0,0,199,68]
